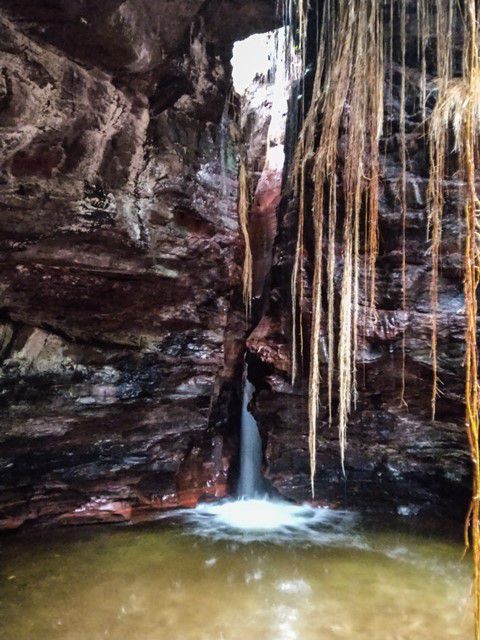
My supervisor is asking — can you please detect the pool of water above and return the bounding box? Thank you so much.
[0,501,472,640]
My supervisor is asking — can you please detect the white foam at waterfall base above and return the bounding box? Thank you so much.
[179,498,362,546]
[178,364,362,545]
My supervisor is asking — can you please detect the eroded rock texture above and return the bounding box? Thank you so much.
[249,5,471,518]
[0,0,278,528]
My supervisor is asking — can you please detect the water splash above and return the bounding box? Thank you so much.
[179,498,361,546]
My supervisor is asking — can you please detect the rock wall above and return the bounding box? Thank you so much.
[0,0,278,528]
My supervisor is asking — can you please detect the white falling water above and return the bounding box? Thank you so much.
[237,371,264,498]
[173,27,358,539]
[179,364,358,539]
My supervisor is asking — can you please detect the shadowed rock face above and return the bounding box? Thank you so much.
[0,1,278,528]
[248,4,471,519]
[0,0,278,74]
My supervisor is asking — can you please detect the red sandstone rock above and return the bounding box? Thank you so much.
[0,1,278,530]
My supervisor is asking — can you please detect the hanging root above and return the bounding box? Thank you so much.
[462,4,480,632]
[399,0,408,408]
[308,190,324,496]
[327,176,337,424]
[427,0,480,634]
[287,0,480,634]
[291,152,307,386]
[428,0,454,420]
[290,0,383,485]
[238,159,252,322]
[290,0,329,386]
[366,0,383,317]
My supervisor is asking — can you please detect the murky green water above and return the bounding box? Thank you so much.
[0,511,472,640]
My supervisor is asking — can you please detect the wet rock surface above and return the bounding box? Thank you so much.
[0,1,277,528]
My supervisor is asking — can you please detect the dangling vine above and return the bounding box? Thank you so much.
[428,0,454,420]
[238,158,252,322]
[290,0,384,487]
[427,0,480,632]
[287,1,480,633]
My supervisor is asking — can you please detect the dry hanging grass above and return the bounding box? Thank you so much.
[428,0,454,420]
[287,0,480,635]
[291,150,308,386]
[327,175,337,424]
[399,0,408,407]
[238,159,252,322]
[290,0,328,387]
[290,0,384,486]
[419,0,429,130]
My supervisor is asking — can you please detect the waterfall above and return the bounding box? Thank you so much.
[237,367,264,498]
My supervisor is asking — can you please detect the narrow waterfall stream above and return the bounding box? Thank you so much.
[237,366,264,498]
